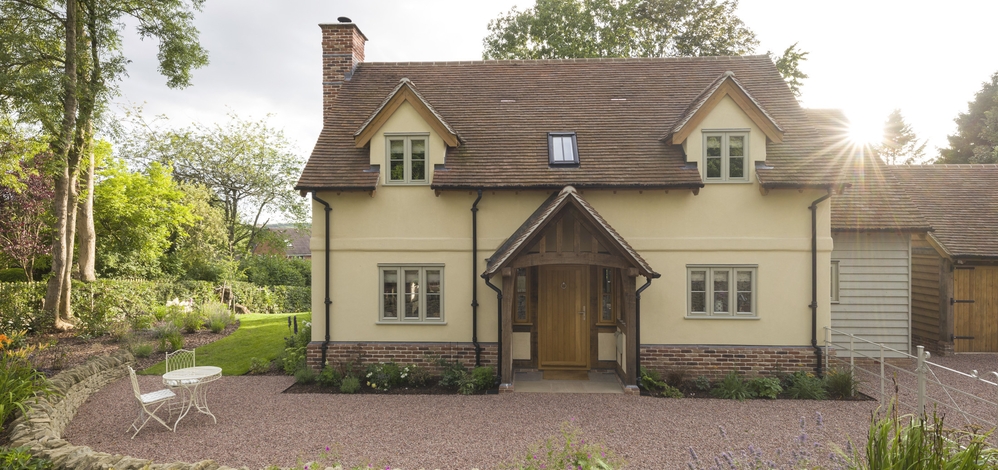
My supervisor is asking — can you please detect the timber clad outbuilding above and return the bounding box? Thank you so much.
[813,110,930,358]
[297,21,853,392]
[894,165,998,354]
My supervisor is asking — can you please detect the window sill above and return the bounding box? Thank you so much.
[702,179,752,184]
[376,321,447,325]
[684,315,759,320]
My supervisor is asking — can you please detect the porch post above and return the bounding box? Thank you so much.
[622,269,638,389]
[501,267,515,389]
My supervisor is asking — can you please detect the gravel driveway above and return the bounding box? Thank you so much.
[64,375,879,469]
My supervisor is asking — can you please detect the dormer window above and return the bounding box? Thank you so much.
[386,134,428,184]
[548,132,579,166]
[703,131,748,182]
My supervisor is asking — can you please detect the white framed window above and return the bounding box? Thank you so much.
[830,260,840,303]
[687,265,757,317]
[703,132,748,182]
[379,265,443,322]
[386,135,428,184]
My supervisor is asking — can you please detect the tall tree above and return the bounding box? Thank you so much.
[938,71,998,164]
[876,109,927,165]
[482,0,806,94]
[118,113,306,254]
[0,0,208,329]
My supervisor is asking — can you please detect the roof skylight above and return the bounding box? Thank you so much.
[548,132,579,166]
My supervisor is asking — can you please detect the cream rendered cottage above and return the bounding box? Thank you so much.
[296,21,845,392]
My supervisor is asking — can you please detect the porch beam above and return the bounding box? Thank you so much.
[501,268,515,385]
[622,271,638,386]
[511,253,633,270]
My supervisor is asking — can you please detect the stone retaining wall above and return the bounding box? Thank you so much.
[6,350,252,470]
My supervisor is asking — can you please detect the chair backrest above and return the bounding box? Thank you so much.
[165,349,195,372]
[128,366,142,400]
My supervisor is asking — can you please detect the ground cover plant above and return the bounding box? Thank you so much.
[142,312,306,376]
[0,331,52,434]
[502,421,624,470]
[639,367,863,401]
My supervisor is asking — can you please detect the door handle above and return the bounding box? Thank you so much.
[579,305,586,320]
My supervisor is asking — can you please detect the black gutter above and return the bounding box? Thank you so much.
[634,274,658,385]
[471,189,483,366]
[483,271,503,384]
[312,194,333,368]
[809,191,832,377]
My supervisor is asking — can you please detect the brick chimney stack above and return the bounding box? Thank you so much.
[320,20,367,121]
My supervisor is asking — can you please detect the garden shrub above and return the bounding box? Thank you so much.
[785,371,827,400]
[0,446,54,470]
[365,362,403,390]
[824,368,858,399]
[711,372,754,401]
[0,269,29,282]
[248,357,271,375]
[506,422,624,470]
[471,366,496,391]
[693,375,711,392]
[317,366,342,388]
[131,342,153,358]
[179,309,205,333]
[202,301,234,333]
[0,332,51,434]
[240,254,310,287]
[282,347,306,375]
[639,367,667,392]
[339,376,361,394]
[747,376,783,399]
[403,364,429,387]
[437,359,469,388]
[664,368,688,388]
[294,366,317,385]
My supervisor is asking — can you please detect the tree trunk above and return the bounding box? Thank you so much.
[43,0,79,331]
[76,121,96,282]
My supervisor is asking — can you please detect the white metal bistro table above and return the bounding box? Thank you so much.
[162,365,221,431]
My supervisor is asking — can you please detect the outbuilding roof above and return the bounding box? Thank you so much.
[806,109,930,233]
[296,55,845,192]
[892,164,998,260]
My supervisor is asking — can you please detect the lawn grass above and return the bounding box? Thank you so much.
[141,312,310,376]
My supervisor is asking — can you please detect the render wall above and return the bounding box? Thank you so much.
[309,92,832,357]
[830,232,911,358]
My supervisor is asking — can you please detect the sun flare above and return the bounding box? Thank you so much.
[847,116,884,147]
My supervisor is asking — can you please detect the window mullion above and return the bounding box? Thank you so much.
[419,268,426,321]
[728,268,736,315]
[706,268,714,316]
[722,135,730,182]
[404,138,411,183]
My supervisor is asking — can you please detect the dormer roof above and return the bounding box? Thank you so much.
[353,78,460,148]
[666,71,784,145]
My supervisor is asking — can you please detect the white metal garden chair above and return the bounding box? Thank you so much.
[164,349,196,414]
[165,349,195,372]
[127,366,176,439]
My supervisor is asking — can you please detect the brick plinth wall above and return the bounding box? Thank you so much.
[640,345,822,380]
[307,341,498,373]
[911,334,954,356]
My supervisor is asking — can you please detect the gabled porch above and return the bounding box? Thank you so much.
[482,186,659,393]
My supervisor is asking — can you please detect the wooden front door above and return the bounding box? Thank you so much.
[954,267,998,352]
[538,265,589,369]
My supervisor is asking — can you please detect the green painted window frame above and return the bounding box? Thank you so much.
[687,265,757,318]
[378,264,444,323]
[385,134,429,185]
[702,131,749,183]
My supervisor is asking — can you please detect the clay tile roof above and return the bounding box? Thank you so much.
[296,56,845,192]
[483,186,657,278]
[669,71,783,140]
[354,78,460,142]
[805,109,930,233]
[892,164,998,260]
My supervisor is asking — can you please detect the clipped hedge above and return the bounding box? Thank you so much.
[0,279,309,335]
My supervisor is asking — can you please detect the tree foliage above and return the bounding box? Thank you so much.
[0,154,53,280]
[482,0,806,95]
[0,0,209,330]
[938,71,998,164]
[118,112,306,254]
[93,159,194,278]
[875,109,927,165]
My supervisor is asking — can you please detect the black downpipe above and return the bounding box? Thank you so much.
[471,190,483,366]
[483,272,502,384]
[634,275,657,385]
[312,194,333,368]
[809,191,832,377]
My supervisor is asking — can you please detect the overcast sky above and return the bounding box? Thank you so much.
[114,0,998,167]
